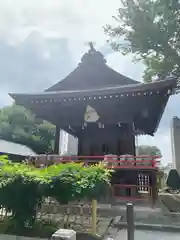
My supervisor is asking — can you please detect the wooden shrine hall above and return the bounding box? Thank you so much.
[9,44,177,157]
[9,44,177,203]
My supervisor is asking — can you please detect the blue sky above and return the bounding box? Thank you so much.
[0,0,179,164]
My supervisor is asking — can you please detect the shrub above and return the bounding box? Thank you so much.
[40,162,112,203]
[166,169,180,190]
[0,156,44,228]
[0,156,112,233]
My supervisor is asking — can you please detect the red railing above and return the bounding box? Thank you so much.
[29,155,160,169]
[27,155,160,202]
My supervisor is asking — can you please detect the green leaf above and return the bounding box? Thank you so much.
[104,0,180,85]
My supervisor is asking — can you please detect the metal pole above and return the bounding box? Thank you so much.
[92,199,97,235]
[126,203,134,240]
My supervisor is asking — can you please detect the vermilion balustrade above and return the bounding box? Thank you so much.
[28,155,160,168]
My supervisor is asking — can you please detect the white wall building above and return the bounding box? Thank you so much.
[171,117,180,172]
[59,130,78,155]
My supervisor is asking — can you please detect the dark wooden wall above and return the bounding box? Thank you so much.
[78,123,135,156]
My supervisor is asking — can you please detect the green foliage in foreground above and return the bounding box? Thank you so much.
[0,155,112,234]
[0,219,58,238]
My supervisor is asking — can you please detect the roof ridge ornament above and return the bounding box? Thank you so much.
[89,42,96,53]
[79,41,107,66]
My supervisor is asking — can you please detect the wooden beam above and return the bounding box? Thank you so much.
[54,125,60,154]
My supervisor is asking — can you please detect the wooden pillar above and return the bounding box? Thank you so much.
[132,133,136,156]
[150,171,158,207]
[54,125,60,154]
[122,123,135,155]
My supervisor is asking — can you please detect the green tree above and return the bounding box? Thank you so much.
[166,169,180,190]
[137,145,161,156]
[0,104,55,154]
[104,0,180,84]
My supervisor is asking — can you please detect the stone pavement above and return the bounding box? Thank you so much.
[116,229,180,240]
[98,204,180,228]
[41,203,180,237]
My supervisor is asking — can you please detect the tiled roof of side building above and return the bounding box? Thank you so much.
[0,140,36,156]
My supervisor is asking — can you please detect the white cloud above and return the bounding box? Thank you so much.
[0,89,13,107]
[107,52,145,81]
[0,0,120,44]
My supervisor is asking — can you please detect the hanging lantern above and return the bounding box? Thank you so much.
[142,109,148,118]
[167,89,171,95]
[98,122,102,128]
[117,122,121,127]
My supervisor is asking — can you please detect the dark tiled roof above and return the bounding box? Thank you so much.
[45,47,139,92]
[9,77,177,101]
